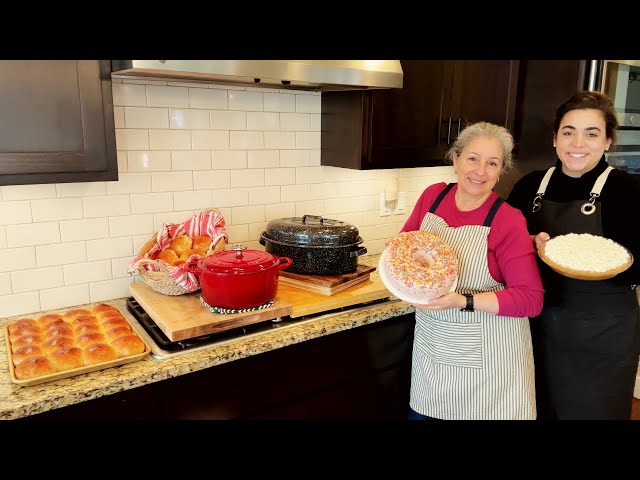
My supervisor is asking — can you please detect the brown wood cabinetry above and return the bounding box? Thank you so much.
[0,60,117,186]
[321,60,520,170]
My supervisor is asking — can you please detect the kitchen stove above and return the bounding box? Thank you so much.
[125,296,397,360]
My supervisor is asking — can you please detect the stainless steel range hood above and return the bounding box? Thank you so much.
[110,60,403,91]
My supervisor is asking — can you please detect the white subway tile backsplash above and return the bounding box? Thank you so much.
[106,173,152,195]
[112,83,147,107]
[115,129,150,150]
[63,260,111,286]
[31,197,83,222]
[171,151,211,170]
[169,108,210,129]
[280,150,311,167]
[280,113,311,132]
[36,242,87,267]
[11,266,64,293]
[0,80,456,314]
[248,150,279,169]
[60,218,109,242]
[193,170,231,190]
[265,168,295,186]
[0,291,40,318]
[247,112,279,131]
[230,169,264,188]
[56,181,107,198]
[146,85,190,108]
[109,214,154,238]
[230,131,264,150]
[189,88,228,109]
[265,203,296,219]
[6,223,60,248]
[130,192,174,214]
[40,284,90,312]
[125,107,169,129]
[151,171,193,192]
[0,273,11,295]
[86,237,133,262]
[264,131,296,149]
[296,131,321,149]
[173,190,213,212]
[149,129,192,150]
[248,186,281,205]
[212,110,246,130]
[2,184,56,201]
[228,90,263,111]
[295,95,321,114]
[0,201,31,225]
[213,151,247,170]
[264,92,295,113]
[191,130,229,150]
[231,205,265,224]
[89,277,134,303]
[127,151,172,172]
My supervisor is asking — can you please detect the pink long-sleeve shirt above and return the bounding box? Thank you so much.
[401,183,544,318]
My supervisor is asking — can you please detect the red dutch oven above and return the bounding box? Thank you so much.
[186,247,292,310]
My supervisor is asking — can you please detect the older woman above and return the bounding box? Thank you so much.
[396,121,544,420]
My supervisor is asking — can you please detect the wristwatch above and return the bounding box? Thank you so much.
[461,294,474,312]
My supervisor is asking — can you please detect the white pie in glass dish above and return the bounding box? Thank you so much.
[538,233,633,281]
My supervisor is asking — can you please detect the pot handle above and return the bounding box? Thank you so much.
[349,246,368,258]
[185,260,201,275]
[259,233,266,246]
[277,256,294,271]
[302,214,324,224]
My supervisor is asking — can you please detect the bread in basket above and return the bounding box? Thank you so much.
[128,209,228,295]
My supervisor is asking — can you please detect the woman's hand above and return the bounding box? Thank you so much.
[532,232,550,250]
[413,292,463,311]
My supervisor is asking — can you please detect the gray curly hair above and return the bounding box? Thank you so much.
[445,121,515,174]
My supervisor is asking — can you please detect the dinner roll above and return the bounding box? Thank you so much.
[75,332,106,348]
[192,235,213,252]
[8,324,42,343]
[92,303,120,315]
[35,314,63,327]
[104,326,133,343]
[41,336,75,354]
[11,334,44,350]
[171,259,186,267]
[82,343,118,365]
[43,325,75,340]
[14,356,56,380]
[8,318,37,335]
[111,335,146,356]
[74,324,102,335]
[72,315,98,327]
[179,248,206,261]
[157,248,179,264]
[62,309,92,321]
[170,235,193,257]
[13,344,45,364]
[100,317,130,331]
[49,346,84,371]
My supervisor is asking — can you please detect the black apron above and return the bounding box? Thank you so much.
[529,169,640,420]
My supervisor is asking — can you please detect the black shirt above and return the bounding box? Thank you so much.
[508,156,640,286]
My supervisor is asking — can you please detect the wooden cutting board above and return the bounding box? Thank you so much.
[278,265,376,295]
[129,274,391,342]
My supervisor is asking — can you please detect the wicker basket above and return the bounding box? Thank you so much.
[128,209,228,296]
[131,236,226,296]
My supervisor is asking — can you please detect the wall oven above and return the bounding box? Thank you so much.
[588,60,640,174]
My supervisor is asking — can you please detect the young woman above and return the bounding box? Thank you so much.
[508,91,640,420]
[397,121,544,420]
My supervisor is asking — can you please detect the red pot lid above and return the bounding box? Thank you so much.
[198,248,280,275]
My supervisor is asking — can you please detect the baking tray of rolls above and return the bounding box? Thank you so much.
[4,303,151,387]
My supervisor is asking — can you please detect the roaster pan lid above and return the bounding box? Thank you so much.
[263,214,362,246]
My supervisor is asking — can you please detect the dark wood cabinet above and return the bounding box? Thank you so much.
[321,60,520,170]
[0,60,117,186]
[26,313,415,420]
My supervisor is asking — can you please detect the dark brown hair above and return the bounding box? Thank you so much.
[553,90,618,144]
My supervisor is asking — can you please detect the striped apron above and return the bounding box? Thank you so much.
[410,184,536,419]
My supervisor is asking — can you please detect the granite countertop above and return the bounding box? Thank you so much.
[0,254,414,420]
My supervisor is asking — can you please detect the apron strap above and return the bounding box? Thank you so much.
[429,182,456,214]
[580,165,614,215]
[483,197,505,227]
[532,167,555,213]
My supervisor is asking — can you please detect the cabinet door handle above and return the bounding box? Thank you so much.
[447,116,452,145]
[457,117,462,137]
